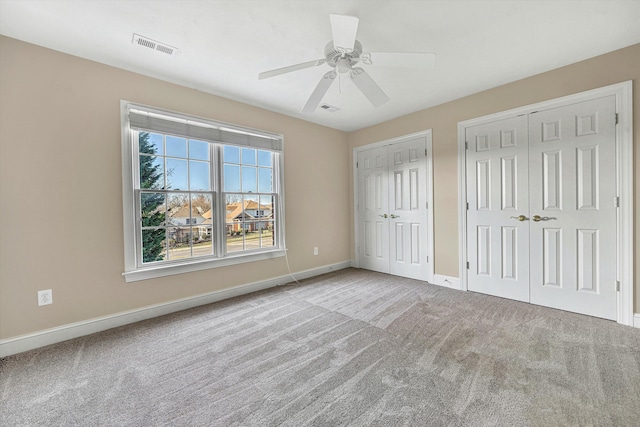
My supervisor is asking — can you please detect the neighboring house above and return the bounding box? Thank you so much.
[168,205,210,242]
[225,200,273,233]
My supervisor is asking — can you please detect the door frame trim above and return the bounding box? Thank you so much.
[457,80,633,326]
[353,129,435,282]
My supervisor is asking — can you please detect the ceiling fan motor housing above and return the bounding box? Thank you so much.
[325,40,362,72]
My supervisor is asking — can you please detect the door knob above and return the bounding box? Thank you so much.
[510,215,527,221]
[532,215,541,222]
[378,214,388,218]
[390,214,400,219]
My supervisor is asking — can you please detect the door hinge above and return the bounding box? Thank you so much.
[465,141,469,150]
[615,113,619,125]
[356,161,359,168]
[426,256,429,262]
[426,201,429,209]
[615,196,620,207]
[616,280,620,292]
[466,261,470,269]
[425,148,427,156]
[466,202,469,210]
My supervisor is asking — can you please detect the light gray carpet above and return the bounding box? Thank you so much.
[1,268,639,426]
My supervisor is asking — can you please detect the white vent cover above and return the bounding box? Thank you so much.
[132,34,177,56]
[320,104,340,112]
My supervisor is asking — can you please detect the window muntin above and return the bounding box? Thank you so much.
[123,102,285,279]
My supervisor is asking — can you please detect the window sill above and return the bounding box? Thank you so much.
[122,249,286,282]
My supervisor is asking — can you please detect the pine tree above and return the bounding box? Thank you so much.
[139,132,165,262]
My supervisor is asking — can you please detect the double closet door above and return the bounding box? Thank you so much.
[357,136,430,281]
[466,95,617,320]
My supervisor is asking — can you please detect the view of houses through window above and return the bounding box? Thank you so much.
[137,131,276,264]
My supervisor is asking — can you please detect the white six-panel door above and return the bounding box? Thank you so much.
[466,116,530,302]
[357,136,429,281]
[357,145,390,273]
[465,95,618,320]
[529,96,617,319]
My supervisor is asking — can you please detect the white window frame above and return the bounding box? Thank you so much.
[121,101,286,282]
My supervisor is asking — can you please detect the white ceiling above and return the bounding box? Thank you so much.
[1,0,639,131]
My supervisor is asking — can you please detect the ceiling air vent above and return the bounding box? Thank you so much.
[320,104,340,113]
[132,33,177,56]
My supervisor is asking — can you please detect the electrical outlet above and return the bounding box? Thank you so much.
[38,289,53,306]
[313,247,319,255]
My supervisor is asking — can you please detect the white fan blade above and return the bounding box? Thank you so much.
[259,59,326,80]
[329,14,359,52]
[350,67,389,107]
[364,52,436,68]
[302,70,337,113]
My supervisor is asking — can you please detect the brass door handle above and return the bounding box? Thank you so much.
[378,214,388,218]
[510,215,527,221]
[390,214,400,219]
[532,215,556,222]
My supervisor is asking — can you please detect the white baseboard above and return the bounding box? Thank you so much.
[634,314,640,329]
[431,274,461,290]
[0,261,351,358]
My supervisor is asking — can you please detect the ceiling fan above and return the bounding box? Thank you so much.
[258,14,436,113]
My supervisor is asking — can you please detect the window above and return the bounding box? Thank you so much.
[121,102,285,282]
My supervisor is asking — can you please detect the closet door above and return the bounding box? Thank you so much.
[466,116,530,302]
[388,137,428,280]
[528,96,618,320]
[356,136,430,280]
[357,146,390,274]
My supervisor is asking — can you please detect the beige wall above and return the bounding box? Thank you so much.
[348,43,640,312]
[0,36,351,340]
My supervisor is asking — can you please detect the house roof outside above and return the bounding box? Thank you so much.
[225,200,273,222]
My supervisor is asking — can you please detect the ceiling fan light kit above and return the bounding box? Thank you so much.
[258,13,436,113]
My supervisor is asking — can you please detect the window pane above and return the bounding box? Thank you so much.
[226,225,243,253]
[189,160,210,191]
[193,226,213,257]
[191,193,212,225]
[258,168,272,193]
[224,145,240,163]
[223,164,241,192]
[166,158,188,190]
[141,228,166,263]
[189,139,209,161]
[139,155,164,189]
[244,222,260,250]
[166,136,187,158]
[260,222,275,248]
[260,195,274,219]
[226,194,242,225]
[141,192,166,227]
[226,194,243,253]
[257,150,272,167]
[242,166,257,193]
[242,148,256,165]
[167,193,190,225]
[139,132,163,155]
[168,227,191,259]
